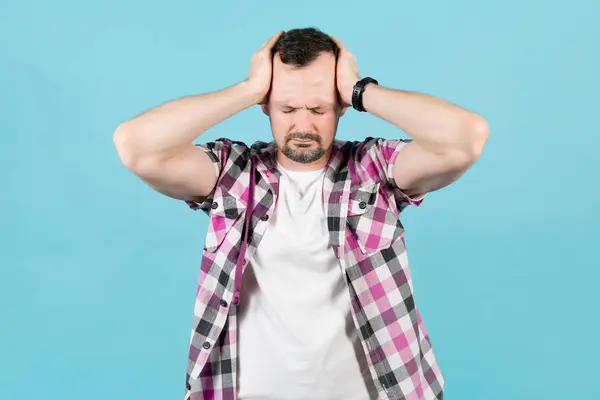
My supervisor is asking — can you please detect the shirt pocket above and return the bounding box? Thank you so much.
[347,182,403,255]
[204,186,246,252]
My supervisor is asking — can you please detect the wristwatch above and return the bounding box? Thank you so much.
[351,77,378,112]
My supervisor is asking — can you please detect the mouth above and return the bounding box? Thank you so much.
[292,138,313,143]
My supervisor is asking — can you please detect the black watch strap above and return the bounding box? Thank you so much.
[351,77,378,112]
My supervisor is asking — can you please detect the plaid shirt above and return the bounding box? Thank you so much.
[183,137,444,400]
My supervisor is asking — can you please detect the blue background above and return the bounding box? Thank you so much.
[2,0,598,399]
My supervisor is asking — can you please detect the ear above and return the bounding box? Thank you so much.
[261,104,270,116]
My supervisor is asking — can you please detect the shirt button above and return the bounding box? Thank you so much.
[220,299,228,307]
[261,214,269,221]
[202,341,211,350]
[359,201,367,209]
[211,202,218,209]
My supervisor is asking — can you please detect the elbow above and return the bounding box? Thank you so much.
[113,123,160,175]
[113,124,171,179]
[113,123,140,171]
[462,115,489,162]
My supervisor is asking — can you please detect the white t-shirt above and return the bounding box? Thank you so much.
[237,162,380,400]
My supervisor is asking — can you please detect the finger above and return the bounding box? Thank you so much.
[259,34,275,49]
[266,30,284,49]
[260,30,284,50]
[260,37,271,48]
[330,35,345,50]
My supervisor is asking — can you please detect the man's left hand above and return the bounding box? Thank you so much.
[331,36,361,108]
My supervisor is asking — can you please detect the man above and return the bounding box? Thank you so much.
[114,27,488,400]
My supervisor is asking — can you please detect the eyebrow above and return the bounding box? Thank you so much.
[278,102,334,109]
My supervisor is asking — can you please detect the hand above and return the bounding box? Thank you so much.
[330,36,361,108]
[246,30,284,104]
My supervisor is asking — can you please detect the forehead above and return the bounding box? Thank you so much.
[270,53,337,105]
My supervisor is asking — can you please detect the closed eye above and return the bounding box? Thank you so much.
[282,107,325,115]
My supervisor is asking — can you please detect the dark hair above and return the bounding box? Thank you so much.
[272,27,338,67]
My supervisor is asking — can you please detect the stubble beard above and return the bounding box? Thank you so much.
[280,133,326,164]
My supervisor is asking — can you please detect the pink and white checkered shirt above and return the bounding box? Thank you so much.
[183,137,444,400]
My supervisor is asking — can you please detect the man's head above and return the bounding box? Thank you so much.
[262,28,346,169]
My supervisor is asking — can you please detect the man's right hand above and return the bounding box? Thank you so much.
[246,31,284,105]
[114,30,285,204]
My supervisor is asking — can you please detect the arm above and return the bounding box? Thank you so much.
[113,31,283,202]
[113,82,261,202]
[331,36,489,198]
[361,86,489,197]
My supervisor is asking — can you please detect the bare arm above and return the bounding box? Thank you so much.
[113,31,283,202]
[113,82,261,201]
[362,86,489,197]
[331,36,489,198]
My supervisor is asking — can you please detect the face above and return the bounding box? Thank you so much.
[262,51,347,169]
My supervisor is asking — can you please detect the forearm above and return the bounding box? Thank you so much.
[114,81,261,160]
[361,85,487,156]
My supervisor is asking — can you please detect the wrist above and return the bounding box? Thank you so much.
[360,83,380,112]
[342,78,360,106]
[352,77,379,112]
[239,80,267,105]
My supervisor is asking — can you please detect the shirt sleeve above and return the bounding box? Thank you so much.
[184,139,233,215]
[352,137,426,213]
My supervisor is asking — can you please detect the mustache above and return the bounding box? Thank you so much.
[286,132,321,142]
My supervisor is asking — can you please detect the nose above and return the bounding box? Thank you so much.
[292,109,317,134]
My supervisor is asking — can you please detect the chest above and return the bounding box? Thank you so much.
[203,165,403,268]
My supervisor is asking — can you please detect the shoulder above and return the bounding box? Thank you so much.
[197,137,274,161]
[350,136,410,156]
[334,136,410,156]
[338,137,411,185]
